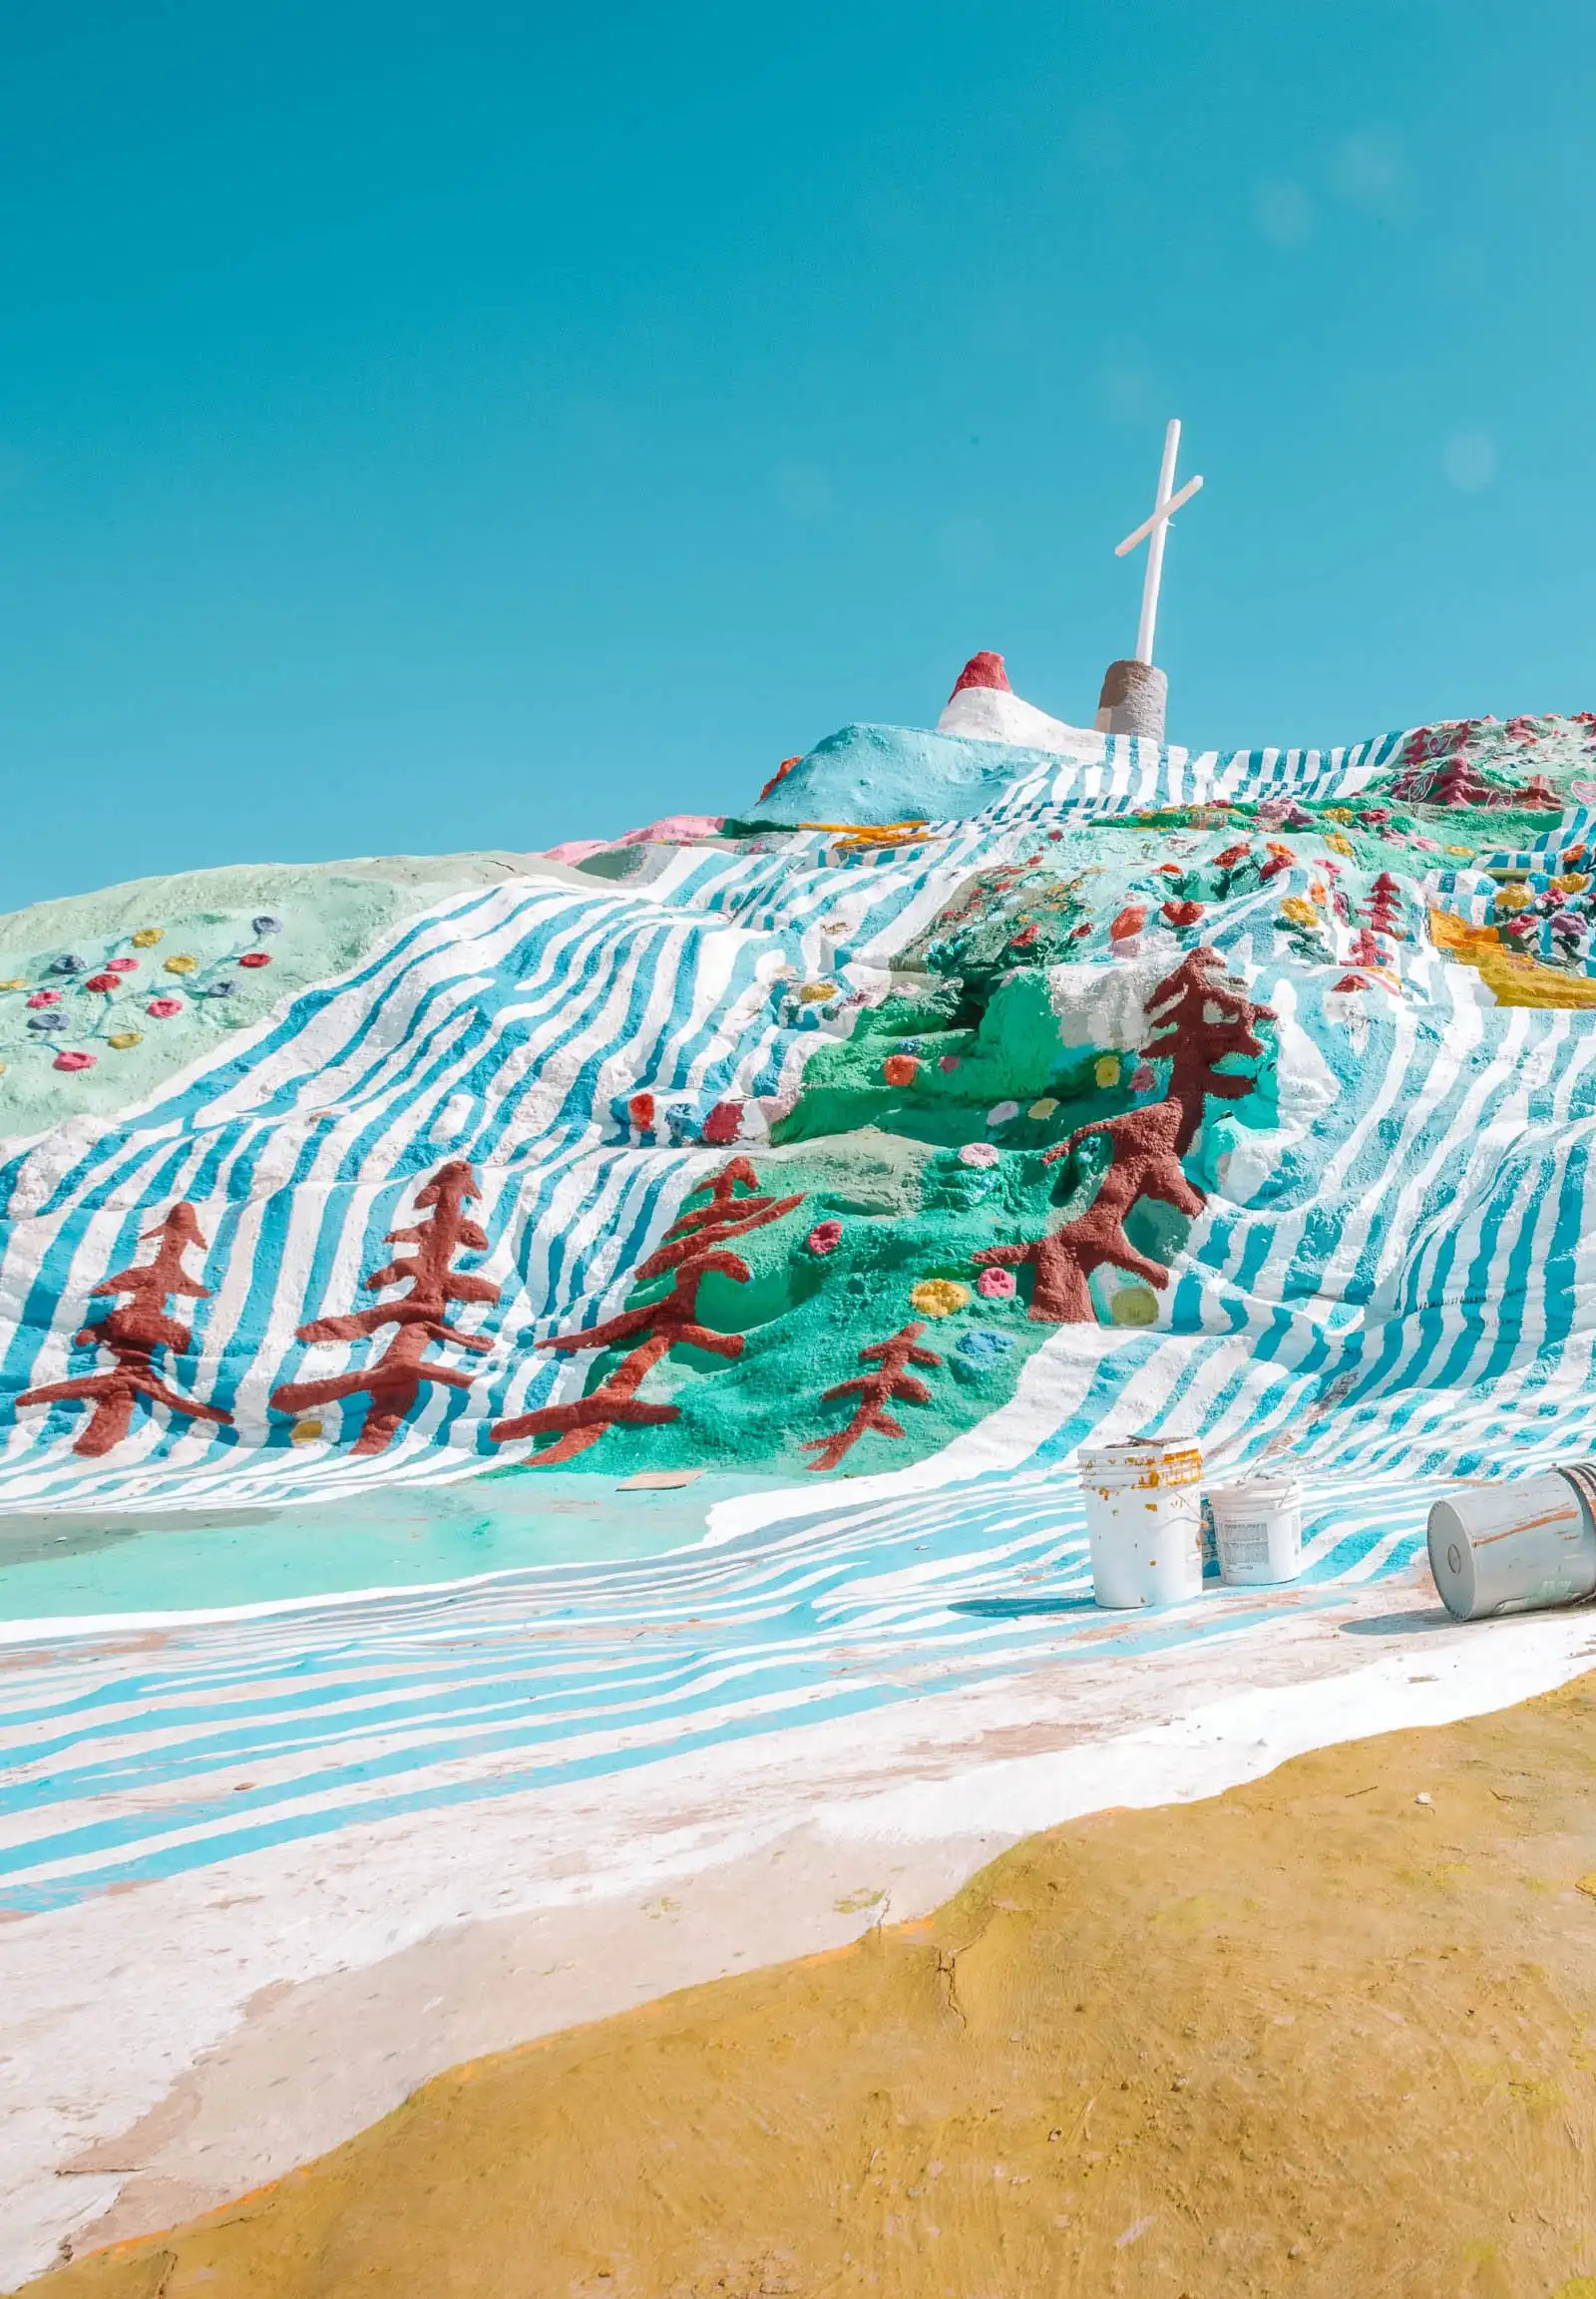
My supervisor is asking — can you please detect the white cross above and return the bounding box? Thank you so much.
[1114,419,1204,667]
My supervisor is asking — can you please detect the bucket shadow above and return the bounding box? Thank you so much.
[1339,1607,1456,1637]
[949,1595,1098,1620]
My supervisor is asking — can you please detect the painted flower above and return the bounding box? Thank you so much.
[882,1053,919,1087]
[0,978,26,991]
[1278,897,1319,931]
[1212,842,1251,868]
[1094,1054,1121,1088]
[27,1011,68,1032]
[252,915,283,936]
[910,1278,971,1319]
[702,1100,742,1146]
[627,1091,655,1130]
[1162,899,1204,930]
[976,1267,1017,1300]
[26,990,61,1008]
[939,1053,962,1073]
[238,952,272,969]
[106,957,139,973]
[807,1219,843,1256]
[147,996,184,1018]
[49,954,87,974]
[53,1049,96,1072]
[108,1030,143,1049]
[1028,1096,1058,1119]
[1323,833,1356,858]
[290,1418,324,1445]
[1008,924,1039,949]
[985,1100,1019,1128]
[1493,883,1533,915]
[1130,1062,1155,1091]
[797,980,836,1003]
[958,1329,1014,1366]
[131,928,164,948]
[959,1141,999,1168]
[84,973,120,993]
[164,954,198,975]
[1109,905,1146,942]
[201,978,236,998]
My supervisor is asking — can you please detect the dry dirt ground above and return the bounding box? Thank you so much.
[23,1673,1596,2299]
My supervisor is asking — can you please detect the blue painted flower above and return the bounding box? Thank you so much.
[27,1011,69,1032]
[201,978,237,998]
[49,954,87,975]
[664,1102,699,1143]
[251,914,283,936]
[958,1329,1014,1369]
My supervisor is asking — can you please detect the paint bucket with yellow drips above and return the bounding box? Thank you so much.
[1427,1463,1596,1621]
[1077,1437,1204,1608]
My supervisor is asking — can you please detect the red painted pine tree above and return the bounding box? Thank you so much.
[974,1100,1206,1323]
[803,1322,943,1471]
[17,1203,233,1457]
[270,1161,500,1455]
[1391,755,1497,807]
[491,1159,804,1466]
[1362,873,1405,940]
[632,1157,804,1280]
[1143,945,1277,1154]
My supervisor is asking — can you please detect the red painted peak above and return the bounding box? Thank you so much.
[947,651,1011,701]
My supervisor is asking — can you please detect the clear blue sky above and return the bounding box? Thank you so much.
[1,0,1591,908]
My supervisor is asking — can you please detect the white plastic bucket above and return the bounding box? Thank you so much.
[1077,1438,1204,1608]
[1427,1465,1596,1622]
[1208,1475,1303,1586]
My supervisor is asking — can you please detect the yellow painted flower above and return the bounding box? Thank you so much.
[131,928,163,948]
[1278,897,1319,930]
[1322,807,1354,823]
[1493,882,1533,914]
[798,980,836,1003]
[1110,1285,1159,1328]
[1552,872,1590,894]
[0,978,26,991]
[108,1030,143,1049]
[290,1419,325,1445]
[1323,833,1355,858]
[164,954,198,975]
[910,1278,970,1319]
[1028,1096,1059,1119]
[1093,1055,1121,1088]
[1446,845,1475,859]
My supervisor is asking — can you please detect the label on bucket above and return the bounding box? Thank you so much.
[1218,1517,1273,1566]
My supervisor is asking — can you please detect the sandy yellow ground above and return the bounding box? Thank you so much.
[27,1674,1596,2299]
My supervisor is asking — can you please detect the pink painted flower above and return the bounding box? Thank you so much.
[238,951,273,968]
[84,972,120,993]
[26,990,60,1009]
[807,1219,843,1256]
[1130,1062,1155,1092]
[147,996,184,1018]
[53,1049,96,1072]
[939,1053,961,1073]
[959,1141,1000,1168]
[977,1266,1017,1300]
[106,957,139,973]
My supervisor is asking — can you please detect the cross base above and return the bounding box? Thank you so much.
[1094,658,1167,744]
